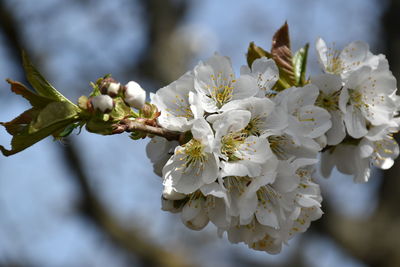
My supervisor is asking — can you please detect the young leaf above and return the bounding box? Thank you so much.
[271,22,296,90]
[1,108,40,136]
[293,43,309,86]
[0,101,80,156]
[247,42,272,67]
[22,51,76,106]
[29,102,79,132]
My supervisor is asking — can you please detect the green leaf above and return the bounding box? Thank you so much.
[247,42,272,67]
[293,43,309,86]
[29,102,79,132]
[1,101,80,156]
[22,51,75,106]
[1,108,40,136]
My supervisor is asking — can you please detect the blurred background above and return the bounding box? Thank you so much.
[0,0,399,266]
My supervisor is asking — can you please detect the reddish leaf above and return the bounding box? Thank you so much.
[271,22,295,87]
[6,79,52,108]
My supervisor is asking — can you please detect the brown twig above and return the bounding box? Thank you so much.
[115,118,184,142]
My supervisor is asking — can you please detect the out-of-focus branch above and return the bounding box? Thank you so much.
[61,141,193,267]
[314,199,400,267]
[135,0,188,85]
[0,1,24,63]
[0,0,30,85]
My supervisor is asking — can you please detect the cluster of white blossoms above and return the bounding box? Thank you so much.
[145,40,399,254]
[315,38,400,182]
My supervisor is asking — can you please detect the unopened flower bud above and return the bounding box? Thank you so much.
[90,95,114,113]
[99,77,118,95]
[106,82,121,97]
[124,81,146,109]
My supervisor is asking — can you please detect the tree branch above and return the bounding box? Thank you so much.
[114,118,183,142]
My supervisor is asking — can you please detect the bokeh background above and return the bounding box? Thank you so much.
[1,0,399,266]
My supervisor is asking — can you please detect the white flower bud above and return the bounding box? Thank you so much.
[107,82,121,96]
[91,95,114,113]
[124,81,146,109]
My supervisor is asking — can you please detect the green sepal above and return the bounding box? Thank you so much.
[292,43,309,86]
[89,82,101,97]
[110,98,135,120]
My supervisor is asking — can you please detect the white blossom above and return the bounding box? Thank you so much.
[216,97,287,137]
[220,158,322,254]
[316,38,380,77]
[151,73,203,132]
[240,57,279,97]
[162,119,219,194]
[339,58,397,138]
[321,124,400,182]
[274,84,332,151]
[194,54,259,112]
[181,196,210,230]
[211,109,273,178]
[312,73,346,145]
[146,136,178,177]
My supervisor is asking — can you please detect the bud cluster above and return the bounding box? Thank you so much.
[88,76,147,114]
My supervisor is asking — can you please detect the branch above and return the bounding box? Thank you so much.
[115,118,183,142]
[313,198,400,267]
